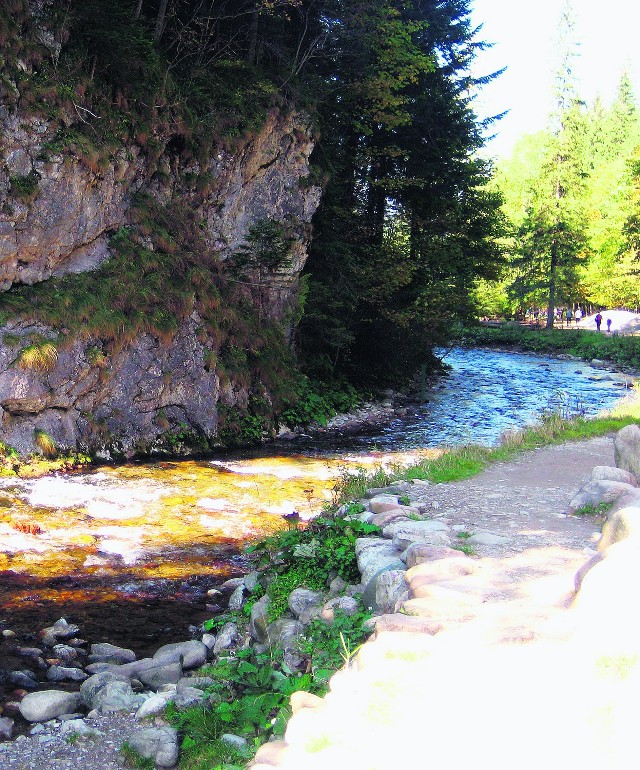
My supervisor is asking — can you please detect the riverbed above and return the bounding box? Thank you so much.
[0,348,632,650]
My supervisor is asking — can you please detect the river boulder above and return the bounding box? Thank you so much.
[152,640,207,670]
[567,480,638,514]
[126,726,179,768]
[89,642,137,665]
[355,538,405,585]
[614,424,640,482]
[288,588,325,624]
[598,505,640,551]
[19,690,81,722]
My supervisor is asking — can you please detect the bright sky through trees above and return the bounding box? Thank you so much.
[470,0,640,158]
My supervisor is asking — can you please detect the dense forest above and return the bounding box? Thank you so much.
[475,7,640,325]
[1,0,503,392]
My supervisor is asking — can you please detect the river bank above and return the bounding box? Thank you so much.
[2,427,639,769]
[460,324,640,376]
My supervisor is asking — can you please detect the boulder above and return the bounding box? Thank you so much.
[126,726,179,768]
[228,583,245,611]
[249,595,271,643]
[80,671,133,708]
[46,665,88,682]
[370,508,410,527]
[59,719,99,739]
[466,531,510,546]
[266,618,304,651]
[288,588,325,624]
[221,733,248,750]
[213,622,241,655]
[19,690,81,722]
[368,495,403,514]
[136,692,174,720]
[243,571,260,593]
[591,465,637,486]
[405,556,476,591]
[402,544,469,568]
[40,619,81,645]
[171,686,206,710]
[8,670,38,690]
[355,537,405,585]
[152,640,207,670]
[573,538,640,655]
[598,506,640,552]
[0,716,14,739]
[320,595,360,623]
[362,568,406,614]
[574,552,604,592]
[93,680,144,713]
[52,644,81,664]
[614,424,640,481]
[89,642,136,665]
[138,662,182,690]
[567,480,638,514]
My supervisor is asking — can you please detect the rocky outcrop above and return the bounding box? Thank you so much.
[0,107,320,293]
[0,101,322,456]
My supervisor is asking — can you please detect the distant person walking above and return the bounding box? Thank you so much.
[565,308,573,325]
[575,307,583,322]
[595,312,603,331]
[606,317,612,333]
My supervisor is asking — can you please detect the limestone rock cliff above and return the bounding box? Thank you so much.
[0,105,322,457]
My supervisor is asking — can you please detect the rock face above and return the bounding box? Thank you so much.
[0,102,322,457]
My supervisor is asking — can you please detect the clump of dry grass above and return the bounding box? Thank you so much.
[16,342,58,372]
[33,429,57,458]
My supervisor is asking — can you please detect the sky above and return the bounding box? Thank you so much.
[468,0,640,158]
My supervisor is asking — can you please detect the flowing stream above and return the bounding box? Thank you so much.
[0,347,632,652]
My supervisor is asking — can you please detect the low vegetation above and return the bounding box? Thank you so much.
[168,507,375,769]
[460,325,640,370]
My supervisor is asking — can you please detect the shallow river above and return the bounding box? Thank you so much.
[0,347,632,650]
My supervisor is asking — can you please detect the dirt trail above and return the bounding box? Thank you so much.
[255,435,636,770]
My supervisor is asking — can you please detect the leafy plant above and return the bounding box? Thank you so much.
[280,377,362,429]
[573,501,613,518]
[249,514,380,619]
[299,605,373,684]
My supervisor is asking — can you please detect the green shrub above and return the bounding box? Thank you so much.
[280,377,361,428]
[249,513,379,619]
[9,171,40,202]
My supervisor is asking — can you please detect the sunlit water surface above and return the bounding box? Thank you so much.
[0,347,631,649]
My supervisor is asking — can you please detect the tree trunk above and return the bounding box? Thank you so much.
[134,0,143,18]
[154,0,170,42]
[546,240,558,329]
[246,6,259,64]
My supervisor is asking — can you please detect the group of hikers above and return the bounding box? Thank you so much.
[560,307,611,331]
[525,307,613,332]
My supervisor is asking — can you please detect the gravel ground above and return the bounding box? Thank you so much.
[0,713,140,769]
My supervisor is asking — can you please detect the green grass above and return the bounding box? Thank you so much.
[460,325,640,370]
[573,501,614,518]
